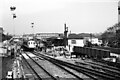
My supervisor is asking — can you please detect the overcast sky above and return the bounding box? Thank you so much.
[0,0,118,35]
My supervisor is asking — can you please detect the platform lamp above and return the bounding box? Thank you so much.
[10,6,17,37]
[31,22,35,39]
[10,6,17,60]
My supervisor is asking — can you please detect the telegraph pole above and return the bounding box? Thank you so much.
[64,23,68,48]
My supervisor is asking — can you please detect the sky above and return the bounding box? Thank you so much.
[0,0,119,35]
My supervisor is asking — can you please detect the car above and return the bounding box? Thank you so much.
[6,71,13,79]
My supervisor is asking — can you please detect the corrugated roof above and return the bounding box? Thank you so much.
[68,34,83,39]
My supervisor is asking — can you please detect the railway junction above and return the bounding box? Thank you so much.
[1,0,120,80]
[1,36,120,80]
[1,24,120,80]
[1,16,120,80]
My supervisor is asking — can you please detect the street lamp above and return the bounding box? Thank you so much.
[31,22,34,34]
[31,22,35,39]
[10,6,17,36]
[13,13,17,19]
[10,6,16,11]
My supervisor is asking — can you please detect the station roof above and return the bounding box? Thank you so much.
[68,33,96,39]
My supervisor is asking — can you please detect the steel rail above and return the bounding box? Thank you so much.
[35,52,120,80]
[33,52,103,80]
[25,52,57,80]
[39,56,98,80]
[21,55,36,80]
[93,59,120,68]
[75,61,120,76]
[21,53,42,80]
[84,60,120,72]
[35,54,85,80]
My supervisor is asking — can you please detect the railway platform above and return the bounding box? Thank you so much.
[1,56,14,79]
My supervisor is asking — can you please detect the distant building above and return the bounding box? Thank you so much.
[22,34,34,40]
[67,33,102,52]
[35,33,63,39]
[83,37,102,46]
[68,34,84,52]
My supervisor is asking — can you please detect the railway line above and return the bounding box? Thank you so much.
[33,51,120,80]
[21,53,42,80]
[92,59,120,68]
[21,52,89,80]
[84,59,120,72]
[21,56,36,80]
[75,60,120,76]
[21,52,57,80]
[19,49,120,80]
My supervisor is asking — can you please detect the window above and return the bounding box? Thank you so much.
[28,42,30,44]
[71,40,76,44]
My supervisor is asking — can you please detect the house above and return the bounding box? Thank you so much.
[67,33,102,52]
[83,37,102,46]
[67,34,84,52]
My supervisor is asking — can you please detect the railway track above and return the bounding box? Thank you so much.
[74,60,120,76]
[21,54,37,80]
[92,59,120,68]
[21,52,57,80]
[33,51,120,80]
[21,53,43,80]
[30,52,99,80]
[21,52,90,80]
[84,59,120,72]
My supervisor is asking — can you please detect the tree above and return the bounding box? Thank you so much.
[101,22,120,48]
[116,29,120,47]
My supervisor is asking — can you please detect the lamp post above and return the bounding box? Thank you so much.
[31,22,35,39]
[10,6,16,11]
[10,6,17,61]
[10,6,16,37]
